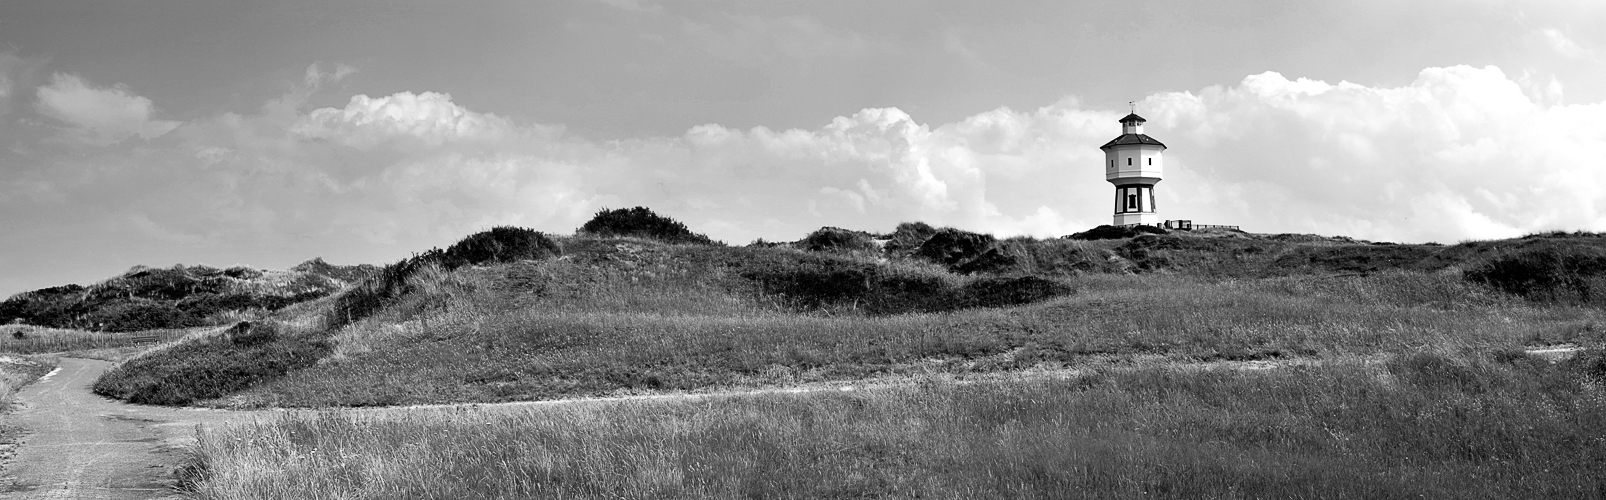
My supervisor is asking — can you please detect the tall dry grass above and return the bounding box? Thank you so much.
[184,349,1606,499]
[0,324,198,354]
[206,261,1604,408]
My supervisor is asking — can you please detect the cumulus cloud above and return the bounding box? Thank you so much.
[5,63,1604,282]
[261,64,1606,245]
[1147,65,1605,241]
[34,73,180,146]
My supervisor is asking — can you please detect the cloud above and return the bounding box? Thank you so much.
[292,92,544,149]
[5,63,1604,287]
[34,73,180,146]
[304,62,357,88]
[265,64,1606,245]
[1539,28,1588,58]
[1146,65,1606,241]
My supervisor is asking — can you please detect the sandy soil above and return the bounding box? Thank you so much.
[0,359,265,499]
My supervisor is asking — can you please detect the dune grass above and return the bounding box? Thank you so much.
[183,349,1606,499]
[0,324,197,354]
[205,258,1605,408]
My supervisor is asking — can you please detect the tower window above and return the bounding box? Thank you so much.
[1127,158,1132,166]
[1148,158,1152,165]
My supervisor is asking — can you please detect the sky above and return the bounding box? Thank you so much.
[1,0,1604,297]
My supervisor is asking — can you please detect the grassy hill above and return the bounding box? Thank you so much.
[0,258,376,332]
[87,207,1606,407]
[65,206,1606,497]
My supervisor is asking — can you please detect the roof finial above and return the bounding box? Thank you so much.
[1129,101,1135,114]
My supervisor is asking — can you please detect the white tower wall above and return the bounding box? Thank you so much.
[1099,113,1166,226]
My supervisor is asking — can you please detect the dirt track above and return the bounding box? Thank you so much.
[0,358,262,500]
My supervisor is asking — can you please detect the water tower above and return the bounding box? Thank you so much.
[1100,112,1165,226]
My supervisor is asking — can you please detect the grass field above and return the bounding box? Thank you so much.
[62,222,1606,497]
[204,264,1600,408]
[0,324,199,354]
[184,349,1606,499]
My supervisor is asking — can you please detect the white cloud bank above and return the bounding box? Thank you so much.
[5,64,1604,270]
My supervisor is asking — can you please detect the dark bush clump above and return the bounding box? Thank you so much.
[914,228,1019,274]
[329,227,563,327]
[87,300,200,332]
[740,251,1069,314]
[1464,245,1606,305]
[437,226,563,269]
[884,222,938,257]
[0,285,91,329]
[800,227,879,254]
[92,322,331,405]
[1067,225,1168,240]
[578,207,715,245]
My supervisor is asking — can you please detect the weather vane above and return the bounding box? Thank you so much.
[1129,101,1135,114]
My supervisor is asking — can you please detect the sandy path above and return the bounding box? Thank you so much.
[0,359,265,500]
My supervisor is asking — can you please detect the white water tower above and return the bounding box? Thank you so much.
[1100,112,1165,226]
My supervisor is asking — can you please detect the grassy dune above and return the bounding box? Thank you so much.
[202,253,1603,408]
[83,219,1602,497]
[185,350,1606,499]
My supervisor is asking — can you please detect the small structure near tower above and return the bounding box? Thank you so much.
[1100,111,1165,226]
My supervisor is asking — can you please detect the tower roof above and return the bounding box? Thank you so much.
[1118,113,1147,124]
[1099,134,1166,149]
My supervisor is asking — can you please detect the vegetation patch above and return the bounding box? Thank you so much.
[0,260,372,332]
[92,322,330,405]
[329,226,562,327]
[577,206,715,245]
[185,351,1606,499]
[1066,224,1169,240]
[1463,243,1606,305]
[797,226,879,254]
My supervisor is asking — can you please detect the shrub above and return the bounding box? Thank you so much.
[436,226,562,269]
[739,251,1067,314]
[328,227,562,327]
[740,254,959,314]
[914,228,1019,274]
[1067,224,1168,240]
[800,227,879,254]
[93,322,331,405]
[884,222,938,257]
[578,207,715,245]
[86,299,200,332]
[1463,244,1606,304]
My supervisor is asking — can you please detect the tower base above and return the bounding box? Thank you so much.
[1113,212,1160,226]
